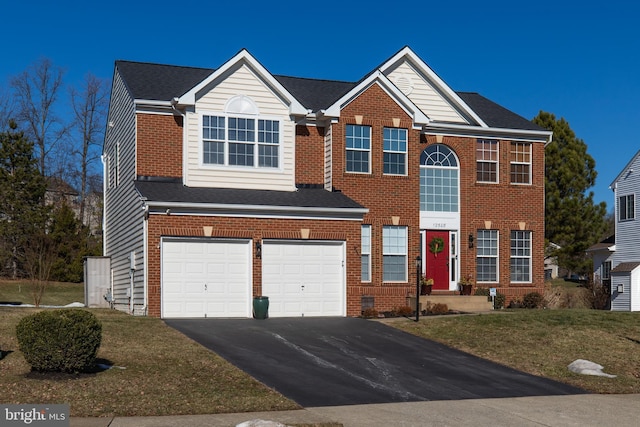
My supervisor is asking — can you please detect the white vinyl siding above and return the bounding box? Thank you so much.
[324,125,333,190]
[184,63,295,191]
[103,69,146,314]
[613,153,640,268]
[384,61,468,124]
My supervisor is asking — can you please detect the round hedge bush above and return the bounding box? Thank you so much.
[522,292,544,309]
[16,309,102,373]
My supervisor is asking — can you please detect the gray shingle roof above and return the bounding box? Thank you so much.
[456,92,545,132]
[611,262,640,273]
[116,61,212,101]
[135,180,365,210]
[114,60,543,132]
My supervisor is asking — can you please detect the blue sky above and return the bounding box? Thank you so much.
[2,0,638,210]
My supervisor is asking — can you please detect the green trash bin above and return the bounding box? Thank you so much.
[253,296,269,319]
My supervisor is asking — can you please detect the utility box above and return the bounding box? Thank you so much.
[84,256,111,308]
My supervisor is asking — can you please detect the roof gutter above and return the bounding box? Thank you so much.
[424,122,553,144]
[144,200,369,220]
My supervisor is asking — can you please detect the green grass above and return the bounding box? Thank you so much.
[0,308,298,417]
[390,309,640,394]
[0,280,84,306]
[2,282,640,418]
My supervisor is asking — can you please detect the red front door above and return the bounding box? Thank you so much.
[425,231,449,290]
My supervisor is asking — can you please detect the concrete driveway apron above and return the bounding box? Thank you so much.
[165,317,586,407]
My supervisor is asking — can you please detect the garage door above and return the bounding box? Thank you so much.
[262,241,345,317]
[162,239,251,318]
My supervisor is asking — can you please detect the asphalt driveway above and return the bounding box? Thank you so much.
[165,317,586,407]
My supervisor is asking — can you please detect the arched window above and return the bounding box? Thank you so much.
[420,144,459,212]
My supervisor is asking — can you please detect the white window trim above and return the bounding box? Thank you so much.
[510,142,532,185]
[476,139,499,184]
[361,225,371,283]
[345,124,371,174]
[619,194,635,221]
[383,127,408,176]
[382,225,408,283]
[199,110,283,171]
[477,229,499,284]
[510,230,532,283]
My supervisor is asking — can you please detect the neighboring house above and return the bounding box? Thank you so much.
[544,242,561,280]
[46,177,103,235]
[586,235,614,288]
[607,150,640,311]
[103,46,552,318]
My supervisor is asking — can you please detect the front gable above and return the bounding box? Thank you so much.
[379,47,486,127]
[323,70,429,128]
[178,51,307,192]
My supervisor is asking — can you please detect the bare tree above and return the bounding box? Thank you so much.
[0,84,16,130]
[11,58,68,177]
[69,73,108,224]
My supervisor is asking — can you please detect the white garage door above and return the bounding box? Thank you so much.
[262,241,345,317]
[162,239,251,318]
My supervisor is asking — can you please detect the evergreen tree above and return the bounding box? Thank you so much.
[0,121,50,278]
[48,201,101,282]
[534,111,608,274]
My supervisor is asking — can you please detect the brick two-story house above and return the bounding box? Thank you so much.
[103,46,551,318]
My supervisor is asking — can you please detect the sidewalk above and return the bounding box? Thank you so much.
[71,394,640,427]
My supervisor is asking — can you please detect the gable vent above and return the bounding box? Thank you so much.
[394,74,414,95]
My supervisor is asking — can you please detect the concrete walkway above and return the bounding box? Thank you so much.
[71,394,640,427]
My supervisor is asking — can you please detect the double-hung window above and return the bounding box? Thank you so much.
[510,142,531,184]
[383,226,407,282]
[383,127,407,175]
[361,225,371,282]
[602,261,611,280]
[346,124,371,173]
[510,230,531,282]
[619,194,635,221]
[477,139,498,183]
[202,115,279,168]
[476,230,498,282]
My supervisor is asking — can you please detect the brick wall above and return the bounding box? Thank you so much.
[295,125,325,185]
[145,214,363,317]
[330,83,423,312]
[137,113,183,178]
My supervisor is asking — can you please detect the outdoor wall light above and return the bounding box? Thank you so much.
[617,284,624,293]
[468,234,474,249]
[255,241,262,259]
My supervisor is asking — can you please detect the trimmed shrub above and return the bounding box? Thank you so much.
[427,303,449,315]
[522,292,544,309]
[395,306,413,317]
[361,308,379,318]
[16,309,102,373]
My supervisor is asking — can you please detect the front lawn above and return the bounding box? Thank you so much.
[391,309,640,394]
[0,308,297,417]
